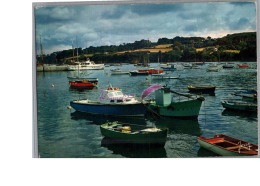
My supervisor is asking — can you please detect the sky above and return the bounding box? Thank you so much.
[35,2,256,54]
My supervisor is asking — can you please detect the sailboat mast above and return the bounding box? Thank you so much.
[72,40,74,62]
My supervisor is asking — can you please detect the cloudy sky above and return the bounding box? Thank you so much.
[35,2,256,54]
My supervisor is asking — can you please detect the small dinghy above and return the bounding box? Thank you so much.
[100,121,167,146]
[221,101,257,112]
[188,85,216,94]
[110,69,129,75]
[198,134,258,156]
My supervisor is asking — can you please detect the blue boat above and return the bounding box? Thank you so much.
[70,86,148,116]
[161,65,176,71]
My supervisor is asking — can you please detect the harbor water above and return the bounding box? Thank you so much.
[36,62,258,158]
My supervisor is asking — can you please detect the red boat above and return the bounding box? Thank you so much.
[238,65,249,68]
[138,69,163,74]
[198,134,258,156]
[69,80,97,88]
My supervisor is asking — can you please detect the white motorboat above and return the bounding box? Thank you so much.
[67,59,104,71]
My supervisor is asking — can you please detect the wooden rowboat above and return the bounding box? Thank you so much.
[100,121,167,146]
[188,85,216,94]
[198,134,258,156]
[221,101,257,112]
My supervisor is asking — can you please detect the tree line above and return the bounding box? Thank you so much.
[37,32,256,64]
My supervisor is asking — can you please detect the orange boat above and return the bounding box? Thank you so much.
[238,65,249,68]
[198,134,258,156]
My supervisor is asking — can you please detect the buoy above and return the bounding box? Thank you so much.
[67,106,72,109]
[51,84,55,87]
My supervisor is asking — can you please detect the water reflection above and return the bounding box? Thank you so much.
[70,111,148,126]
[69,86,98,92]
[222,109,257,120]
[147,115,202,137]
[197,147,220,157]
[101,137,167,158]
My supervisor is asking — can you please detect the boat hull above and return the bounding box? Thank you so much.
[198,134,258,156]
[198,139,252,156]
[100,125,167,146]
[188,86,216,94]
[222,101,257,112]
[149,98,203,118]
[129,71,149,76]
[70,101,148,116]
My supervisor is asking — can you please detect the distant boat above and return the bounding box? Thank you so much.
[238,64,249,68]
[182,63,192,69]
[67,59,104,70]
[187,85,216,94]
[100,121,167,146]
[138,68,163,74]
[152,73,180,79]
[198,134,258,156]
[110,69,129,75]
[194,62,205,65]
[69,79,97,88]
[221,101,257,112]
[129,70,149,76]
[161,65,176,71]
[234,89,257,99]
[207,63,221,72]
[223,65,234,69]
[70,85,148,116]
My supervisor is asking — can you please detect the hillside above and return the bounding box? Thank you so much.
[38,32,256,64]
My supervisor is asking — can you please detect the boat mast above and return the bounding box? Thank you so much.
[72,40,74,62]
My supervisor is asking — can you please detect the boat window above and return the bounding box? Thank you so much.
[110,100,114,103]
[115,92,123,96]
[108,92,115,97]
[117,100,123,103]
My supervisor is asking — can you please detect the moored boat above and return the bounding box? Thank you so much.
[110,69,129,75]
[67,59,104,71]
[129,70,149,76]
[238,64,249,68]
[146,86,204,118]
[100,121,167,146]
[152,73,180,79]
[138,68,163,74]
[70,85,148,116]
[198,134,258,156]
[69,79,97,88]
[188,85,216,94]
[221,101,257,112]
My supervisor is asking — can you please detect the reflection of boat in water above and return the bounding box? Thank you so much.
[150,116,201,137]
[70,111,148,126]
[69,86,98,92]
[101,137,167,158]
[221,108,257,118]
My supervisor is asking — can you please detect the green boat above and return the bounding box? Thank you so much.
[149,87,204,118]
[100,121,167,146]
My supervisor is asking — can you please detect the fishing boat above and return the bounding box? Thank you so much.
[198,134,258,156]
[70,85,148,116]
[152,73,180,79]
[146,86,204,118]
[221,101,257,112]
[100,121,167,146]
[238,64,249,68]
[188,85,216,94]
[67,59,104,71]
[129,70,149,76]
[110,68,129,75]
[138,68,163,74]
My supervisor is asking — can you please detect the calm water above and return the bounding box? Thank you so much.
[37,62,258,158]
